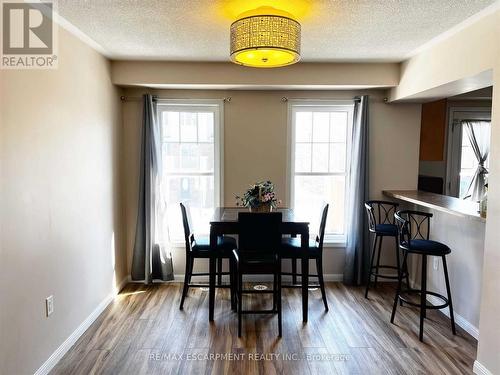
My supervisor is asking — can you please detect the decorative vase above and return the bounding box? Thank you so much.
[249,204,272,213]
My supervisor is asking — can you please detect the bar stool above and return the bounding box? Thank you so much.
[391,210,456,342]
[364,201,409,298]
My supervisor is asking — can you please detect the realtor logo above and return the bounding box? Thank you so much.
[1,1,58,69]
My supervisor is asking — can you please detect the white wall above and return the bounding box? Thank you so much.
[0,26,124,374]
[428,211,485,332]
[121,88,421,281]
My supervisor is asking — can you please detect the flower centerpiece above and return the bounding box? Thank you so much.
[235,181,281,212]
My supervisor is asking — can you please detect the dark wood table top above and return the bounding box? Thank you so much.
[211,207,310,225]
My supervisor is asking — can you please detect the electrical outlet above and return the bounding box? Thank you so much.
[46,295,54,317]
[433,258,439,271]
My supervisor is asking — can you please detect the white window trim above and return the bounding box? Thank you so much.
[157,99,224,246]
[286,100,354,246]
[445,106,491,197]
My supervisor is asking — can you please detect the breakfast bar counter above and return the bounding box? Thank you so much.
[383,190,485,223]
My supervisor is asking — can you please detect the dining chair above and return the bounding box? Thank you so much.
[179,202,237,310]
[280,204,329,311]
[233,212,283,337]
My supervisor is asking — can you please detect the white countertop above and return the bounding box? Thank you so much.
[383,190,486,223]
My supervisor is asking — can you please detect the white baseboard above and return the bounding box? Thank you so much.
[473,360,493,375]
[169,273,344,283]
[425,295,479,340]
[34,276,128,375]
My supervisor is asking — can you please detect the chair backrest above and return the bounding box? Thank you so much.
[394,210,432,250]
[179,202,194,252]
[364,200,399,232]
[238,212,282,260]
[317,204,329,248]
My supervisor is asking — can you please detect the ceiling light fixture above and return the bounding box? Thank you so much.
[230,6,301,68]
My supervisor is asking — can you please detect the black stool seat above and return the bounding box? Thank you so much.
[192,236,237,256]
[374,223,398,236]
[280,238,320,257]
[404,239,451,256]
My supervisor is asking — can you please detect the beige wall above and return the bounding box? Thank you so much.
[122,88,421,280]
[112,61,400,89]
[0,27,124,375]
[388,9,500,374]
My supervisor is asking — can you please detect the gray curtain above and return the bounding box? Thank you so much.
[462,120,490,201]
[131,94,174,283]
[344,95,370,285]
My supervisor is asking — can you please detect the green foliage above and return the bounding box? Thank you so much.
[235,180,281,208]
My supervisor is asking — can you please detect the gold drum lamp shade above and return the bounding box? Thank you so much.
[230,11,301,68]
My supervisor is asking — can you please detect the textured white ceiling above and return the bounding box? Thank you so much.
[57,0,498,62]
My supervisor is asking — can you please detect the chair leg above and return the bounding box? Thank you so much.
[442,256,457,335]
[217,257,223,286]
[229,257,235,311]
[277,268,282,337]
[394,237,403,306]
[180,255,192,310]
[374,235,383,287]
[238,270,243,337]
[419,255,427,342]
[273,272,277,312]
[404,253,411,289]
[391,251,407,323]
[365,234,379,298]
[292,258,297,284]
[187,256,194,284]
[316,257,329,311]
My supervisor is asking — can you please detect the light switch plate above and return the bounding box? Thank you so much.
[46,295,54,317]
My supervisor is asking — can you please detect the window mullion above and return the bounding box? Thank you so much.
[310,115,314,172]
[327,112,331,172]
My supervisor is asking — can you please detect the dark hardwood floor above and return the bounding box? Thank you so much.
[51,282,476,375]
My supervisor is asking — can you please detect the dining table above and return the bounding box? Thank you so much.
[208,207,310,323]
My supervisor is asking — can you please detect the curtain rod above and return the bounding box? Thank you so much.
[281,96,362,103]
[459,118,492,122]
[454,118,492,125]
[120,95,232,102]
[120,95,370,103]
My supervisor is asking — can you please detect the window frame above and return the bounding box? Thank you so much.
[445,106,491,198]
[286,100,354,246]
[157,99,224,244]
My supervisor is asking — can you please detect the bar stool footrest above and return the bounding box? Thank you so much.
[369,265,409,280]
[398,289,449,309]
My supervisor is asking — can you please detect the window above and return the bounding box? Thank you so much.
[446,108,491,199]
[288,102,353,243]
[158,101,223,243]
[458,122,490,198]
